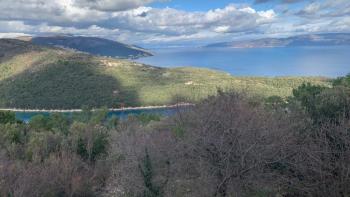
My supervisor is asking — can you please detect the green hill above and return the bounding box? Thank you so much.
[0,39,330,109]
[30,35,152,59]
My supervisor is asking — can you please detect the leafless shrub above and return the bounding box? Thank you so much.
[171,92,303,196]
[105,92,303,197]
[105,91,350,197]
[0,151,109,197]
[106,118,179,197]
[281,119,350,197]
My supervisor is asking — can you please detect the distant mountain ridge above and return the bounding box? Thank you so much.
[24,35,152,59]
[206,33,350,48]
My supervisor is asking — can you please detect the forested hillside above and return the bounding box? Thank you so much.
[0,39,329,109]
[30,35,152,58]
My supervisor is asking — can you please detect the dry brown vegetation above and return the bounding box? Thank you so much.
[0,110,112,197]
[106,83,350,197]
[1,75,350,197]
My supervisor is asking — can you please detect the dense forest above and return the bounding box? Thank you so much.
[0,74,349,197]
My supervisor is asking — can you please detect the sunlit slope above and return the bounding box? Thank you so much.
[0,39,329,109]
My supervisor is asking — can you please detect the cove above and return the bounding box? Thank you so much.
[15,107,182,123]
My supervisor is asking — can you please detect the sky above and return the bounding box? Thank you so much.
[0,0,349,47]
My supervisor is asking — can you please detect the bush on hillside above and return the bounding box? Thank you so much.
[0,108,112,196]
[292,81,350,123]
[333,74,350,87]
[0,111,16,124]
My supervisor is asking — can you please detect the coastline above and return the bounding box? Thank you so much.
[0,103,194,113]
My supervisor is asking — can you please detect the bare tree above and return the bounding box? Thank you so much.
[281,119,350,197]
[175,92,302,196]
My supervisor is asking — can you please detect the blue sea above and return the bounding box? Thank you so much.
[15,46,350,122]
[15,108,181,123]
[135,46,350,77]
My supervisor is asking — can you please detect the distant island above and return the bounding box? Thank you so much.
[17,35,152,59]
[205,33,350,48]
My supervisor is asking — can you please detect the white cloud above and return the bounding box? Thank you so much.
[0,0,108,26]
[0,33,31,38]
[0,0,348,45]
[298,0,350,17]
[0,1,277,37]
[214,26,231,33]
[107,5,276,35]
[74,0,160,11]
[258,10,277,20]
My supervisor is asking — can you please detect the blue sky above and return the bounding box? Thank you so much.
[151,0,253,11]
[150,0,311,12]
[0,0,349,46]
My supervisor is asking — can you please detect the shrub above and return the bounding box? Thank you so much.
[136,113,161,125]
[90,107,109,125]
[29,114,51,131]
[140,149,165,197]
[70,122,109,162]
[264,95,286,110]
[48,113,70,135]
[292,83,326,114]
[0,108,111,196]
[333,73,350,87]
[0,152,108,197]
[0,111,16,124]
[107,115,119,129]
[314,86,350,123]
[0,123,25,145]
[292,82,350,123]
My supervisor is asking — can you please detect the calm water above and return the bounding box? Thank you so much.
[15,46,350,120]
[16,108,180,123]
[135,46,350,77]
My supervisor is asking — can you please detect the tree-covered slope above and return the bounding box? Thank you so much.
[0,39,330,109]
[30,35,152,58]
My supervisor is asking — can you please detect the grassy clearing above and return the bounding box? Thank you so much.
[104,63,329,105]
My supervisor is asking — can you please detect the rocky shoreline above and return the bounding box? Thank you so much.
[0,103,194,113]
